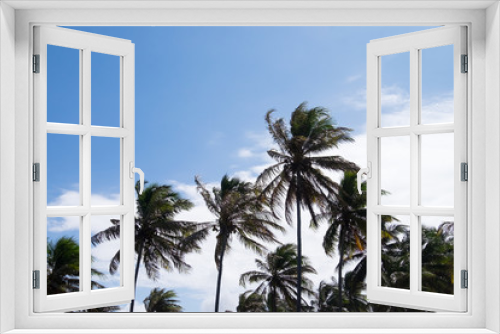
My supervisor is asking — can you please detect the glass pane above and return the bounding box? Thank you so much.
[381,215,410,290]
[47,216,81,295]
[421,216,454,294]
[91,52,120,127]
[380,52,410,128]
[91,215,121,290]
[421,133,454,207]
[47,134,80,206]
[91,137,121,206]
[47,45,80,124]
[380,136,410,206]
[421,45,454,124]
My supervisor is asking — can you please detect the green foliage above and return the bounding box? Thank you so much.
[240,243,316,312]
[144,288,183,312]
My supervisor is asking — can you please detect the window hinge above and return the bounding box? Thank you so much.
[33,54,40,73]
[461,270,468,289]
[33,270,40,289]
[33,163,40,182]
[461,54,468,73]
[461,162,468,181]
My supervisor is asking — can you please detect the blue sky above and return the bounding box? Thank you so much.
[46,26,455,312]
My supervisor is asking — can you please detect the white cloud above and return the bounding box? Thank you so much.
[346,74,362,83]
[237,148,254,158]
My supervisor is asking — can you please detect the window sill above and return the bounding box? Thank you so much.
[4,330,498,334]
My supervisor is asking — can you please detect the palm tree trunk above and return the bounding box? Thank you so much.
[272,284,277,312]
[296,174,302,312]
[338,225,346,312]
[214,235,228,312]
[129,242,144,312]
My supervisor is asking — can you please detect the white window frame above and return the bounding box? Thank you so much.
[0,1,499,333]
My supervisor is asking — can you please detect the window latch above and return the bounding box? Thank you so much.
[356,162,371,194]
[129,162,145,194]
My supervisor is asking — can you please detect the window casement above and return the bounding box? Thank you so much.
[33,26,141,312]
[362,26,468,312]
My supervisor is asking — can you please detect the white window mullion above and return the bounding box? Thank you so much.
[409,47,420,294]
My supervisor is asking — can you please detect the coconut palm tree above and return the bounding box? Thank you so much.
[236,290,268,312]
[143,288,182,312]
[47,236,122,312]
[257,102,357,311]
[421,221,454,294]
[189,175,284,312]
[47,236,80,295]
[315,171,366,311]
[239,243,316,312]
[91,181,197,312]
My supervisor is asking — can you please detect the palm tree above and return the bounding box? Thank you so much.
[236,290,268,312]
[315,171,366,311]
[91,181,197,312]
[421,221,454,294]
[239,243,316,312]
[143,288,182,312]
[257,102,357,311]
[47,236,123,312]
[189,175,284,312]
[47,236,80,295]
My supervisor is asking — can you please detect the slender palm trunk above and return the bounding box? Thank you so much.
[129,242,144,312]
[338,225,346,312]
[295,174,302,312]
[214,235,228,312]
[272,284,277,312]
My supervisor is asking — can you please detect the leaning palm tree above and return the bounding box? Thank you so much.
[190,175,284,312]
[92,181,197,312]
[240,243,316,312]
[144,288,183,312]
[315,171,366,311]
[257,102,357,311]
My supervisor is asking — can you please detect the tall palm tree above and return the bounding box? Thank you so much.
[239,243,316,312]
[143,288,183,312]
[189,175,284,312]
[315,171,366,311]
[92,181,197,312]
[257,102,357,311]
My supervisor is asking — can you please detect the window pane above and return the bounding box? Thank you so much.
[91,215,121,290]
[380,136,410,206]
[47,45,80,124]
[380,52,410,128]
[421,45,454,125]
[47,216,81,295]
[47,134,80,206]
[91,137,121,206]
[381,215,410,290]
[420,133,454,207]
[91,52,120,127]
[421,216,454,295]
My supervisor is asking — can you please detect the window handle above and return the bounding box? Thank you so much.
[129,162,145,194]
[357,162,371,195]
